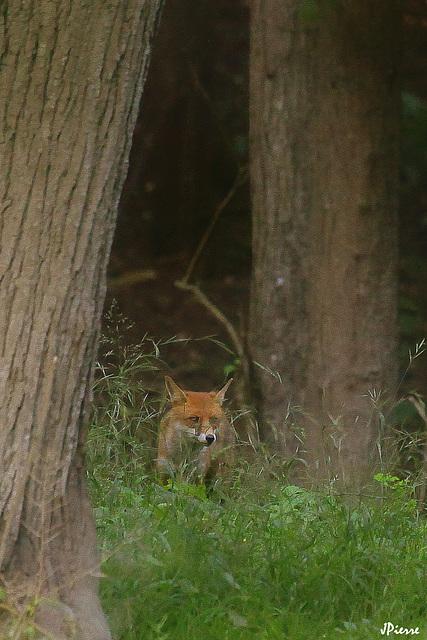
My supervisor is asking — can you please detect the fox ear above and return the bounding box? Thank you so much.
[165,376,187,404]
[215,378,233,404]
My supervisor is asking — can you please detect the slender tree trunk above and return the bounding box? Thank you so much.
[0,1,163,638]
[249,1,400,488]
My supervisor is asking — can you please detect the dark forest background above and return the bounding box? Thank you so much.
[105,0,427,397]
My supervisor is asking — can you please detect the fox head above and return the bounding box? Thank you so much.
[164,376,232,446]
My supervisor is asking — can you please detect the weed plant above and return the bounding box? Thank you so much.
[88,333,427,640]
[88,310,169,494]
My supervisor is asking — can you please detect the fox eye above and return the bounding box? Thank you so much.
[210,417,219,426]
[189,416,200,423]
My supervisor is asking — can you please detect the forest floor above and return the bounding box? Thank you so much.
[104,255,250,394]
[104,250,427,402]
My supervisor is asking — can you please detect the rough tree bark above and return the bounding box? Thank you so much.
[249,1,400,487]
[0,1,163,638]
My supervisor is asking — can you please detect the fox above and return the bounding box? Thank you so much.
[156,376,234,486]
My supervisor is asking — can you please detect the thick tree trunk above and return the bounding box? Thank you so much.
[249,1,400,488]
[0,1,163,638]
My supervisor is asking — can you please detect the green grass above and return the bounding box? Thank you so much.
[88,331,427,639]
[90,475,427,640]
[89,434,427,640]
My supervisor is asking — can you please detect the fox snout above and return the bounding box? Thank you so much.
[198,432,216,446]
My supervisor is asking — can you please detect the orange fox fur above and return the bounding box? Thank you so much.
[156,376,234,485]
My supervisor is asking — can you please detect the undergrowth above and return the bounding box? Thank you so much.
[91,476,427,640]
[88,330,427,640]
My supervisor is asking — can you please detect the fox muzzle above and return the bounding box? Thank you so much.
[198,432,216,445]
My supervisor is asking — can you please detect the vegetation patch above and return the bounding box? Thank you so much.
[88,336,427,640]
[90,472,427,640]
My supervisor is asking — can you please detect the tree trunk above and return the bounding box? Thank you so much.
[0,1,163,638]
[249,1,400,488]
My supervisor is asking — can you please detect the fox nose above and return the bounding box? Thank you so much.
[205,434,215,446]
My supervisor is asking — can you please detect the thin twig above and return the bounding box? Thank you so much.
[175,279,245,362]
[181,164,248,285]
